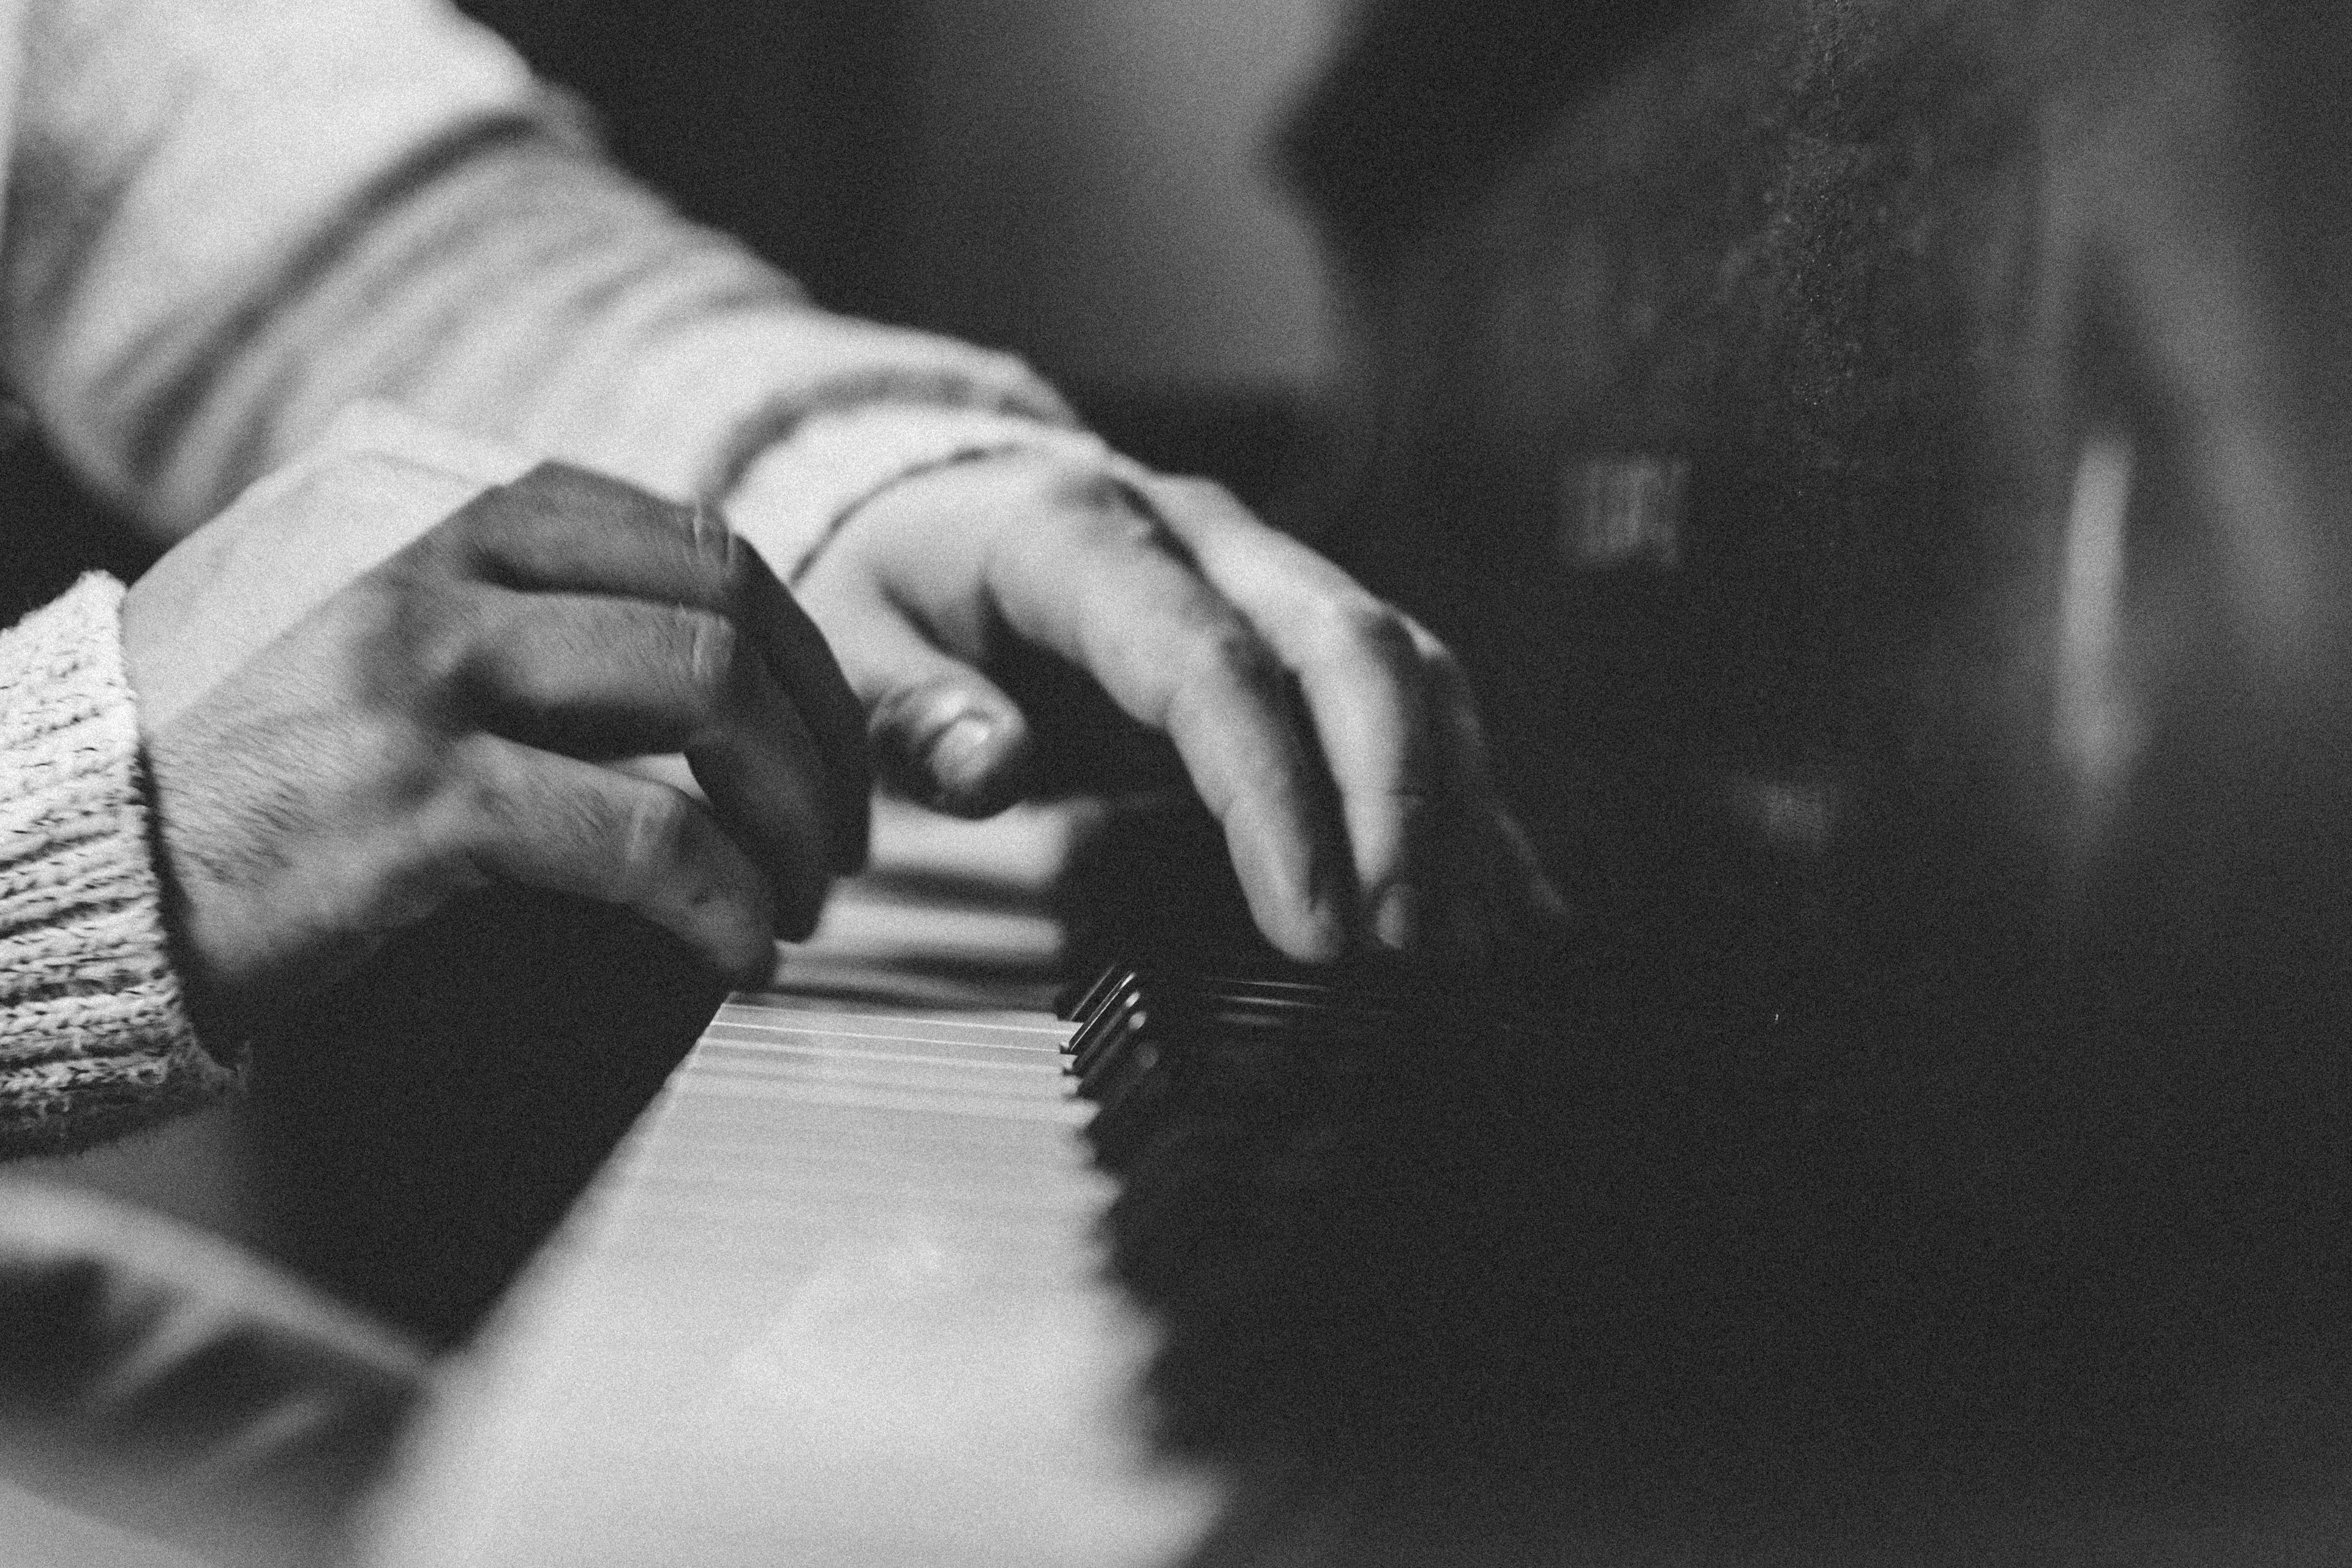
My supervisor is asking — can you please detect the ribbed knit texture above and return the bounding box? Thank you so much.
[0,574,239,1154]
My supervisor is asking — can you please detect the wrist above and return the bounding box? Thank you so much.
[722,405,1118,583]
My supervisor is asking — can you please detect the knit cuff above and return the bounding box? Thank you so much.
[720,404,1119,583]
[0,575,242,1155]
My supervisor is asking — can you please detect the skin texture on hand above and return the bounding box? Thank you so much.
[121,452,868,1038]
[784,448,1563,964]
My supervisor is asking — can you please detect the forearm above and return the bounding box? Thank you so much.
[4,0,1076,541]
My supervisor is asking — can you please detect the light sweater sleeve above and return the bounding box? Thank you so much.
[1,0,1084,544]
[0,576,239,1156]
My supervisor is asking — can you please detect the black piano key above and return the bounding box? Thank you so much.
[1066,983,1149,1073]
[1070,1008,1153,1086]
[1058,962,1142,1027]
[1076,1029,1161,1111]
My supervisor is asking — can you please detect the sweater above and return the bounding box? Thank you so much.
[0,576,233,1153]
[0,0,1107,1152]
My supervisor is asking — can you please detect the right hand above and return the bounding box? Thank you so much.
[122,448,868,1038]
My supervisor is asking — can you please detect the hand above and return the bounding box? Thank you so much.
[122,451,868,1035]
[779,449,1561,963]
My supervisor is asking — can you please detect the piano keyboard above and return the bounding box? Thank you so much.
[361,800,1582,1567]
[361,804,1222,1568]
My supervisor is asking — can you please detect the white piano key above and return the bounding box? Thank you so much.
[359,807,1219,1567]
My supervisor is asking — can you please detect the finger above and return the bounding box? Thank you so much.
[451,588,854,902]
[1421,649,1572,962]
[693,501,873,863]
[983,500,1354,961]
[435,461,730,603]
[438,464,871,865]
[689,694,840,942]
[1133,473,1494,953]
[453,590,740,757]
[799,579,1036,816]
[1486,804,1571,944]
[429,735,783,981]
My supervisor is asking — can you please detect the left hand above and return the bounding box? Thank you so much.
[777,449,1562,964]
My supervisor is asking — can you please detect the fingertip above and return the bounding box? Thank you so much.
[726,933,781,991]
[1220,792,1354,962]
[1283,907,1354,965]
[770,874,831,946]
[923,713,1013,809]
[1370,879,1422,954]
[1260,866,1354,964]
[877,688,1035,817]
[827,793,873,876]
[690,872,783,986]
[672,900,778,990]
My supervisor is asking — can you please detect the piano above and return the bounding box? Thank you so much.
[336,793,2352,1567]
[320,803,2352,1568]
[37,3,2347,1559]
[350,800,1219,1567]
[347,786,1623,1568]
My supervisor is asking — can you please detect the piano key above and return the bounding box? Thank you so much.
[359,802,1221,1568]
[1058,962,1143,1025]
[1068,989,1151,1076]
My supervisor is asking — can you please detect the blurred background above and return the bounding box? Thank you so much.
[462,0,1338,469]
[3,0,1343,621]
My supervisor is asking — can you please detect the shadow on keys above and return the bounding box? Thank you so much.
[246,888,727,1345]
[1064,808,2352,1565]
[1073,961,2352,1565]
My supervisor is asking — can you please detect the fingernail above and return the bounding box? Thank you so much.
[924,714,998,796]
[1373,882,1421,951]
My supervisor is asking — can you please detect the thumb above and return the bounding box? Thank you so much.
[840,607,1035,816]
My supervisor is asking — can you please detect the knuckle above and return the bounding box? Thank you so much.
[1304,594,1421,669]
[1165,625,1284,729]
[328,579,459,696]
[396,596,478,698]
[1050,463,1135,517]
[372,723,453,808]
[1419,634,1470,692]
[990,451,1141,523]
[446,745,518,829]
[1183,623,1283,692]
